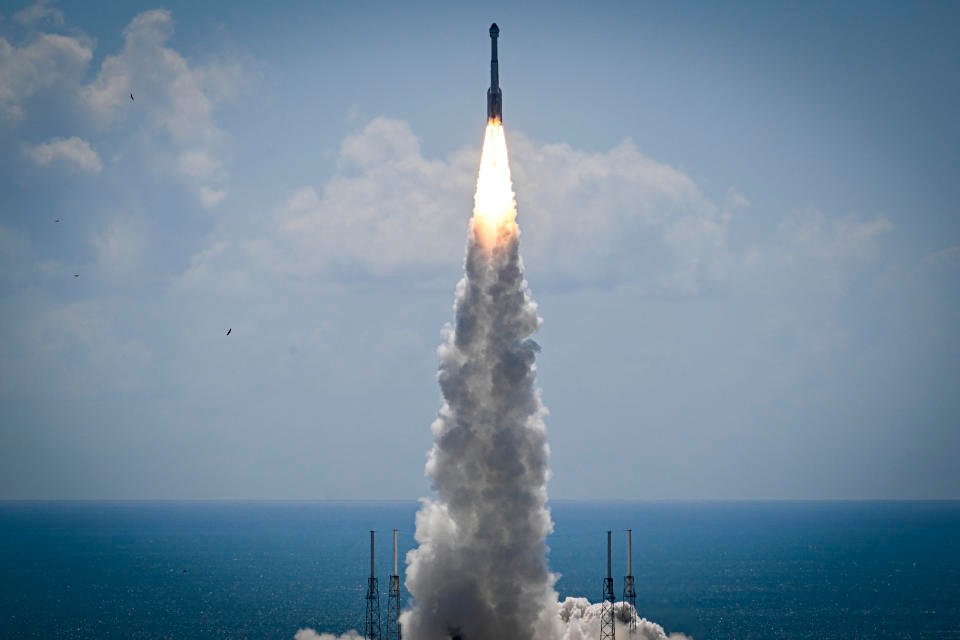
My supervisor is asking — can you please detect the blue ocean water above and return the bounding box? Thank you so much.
[0,501,958,639]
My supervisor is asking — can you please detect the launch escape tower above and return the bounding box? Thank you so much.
[601,530,616,640]
[623,529,637,633]
[365,530,382,640]
[386,529,402,640]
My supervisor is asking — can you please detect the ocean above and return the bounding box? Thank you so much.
[1,501,958,639]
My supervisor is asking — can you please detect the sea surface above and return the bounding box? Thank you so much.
[1,501,958,639]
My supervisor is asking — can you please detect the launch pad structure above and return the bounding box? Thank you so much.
[623,529,637,632]
[365,530,382,640]
[386,529,402,640]
[361,529,400,640]
[601,530,616,640]
[359,525,648,640]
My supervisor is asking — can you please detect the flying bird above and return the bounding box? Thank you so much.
[130,93,134,101]
[54,218,61,223]
[226,328,231,335]
[73,274,79,278]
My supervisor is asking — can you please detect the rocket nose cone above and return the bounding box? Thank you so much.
[490,23,499,36]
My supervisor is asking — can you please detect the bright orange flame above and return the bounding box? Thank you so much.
[471,120,517,250]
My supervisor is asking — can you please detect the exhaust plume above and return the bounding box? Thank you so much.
[401,120,558,640]
[292,123,690,640]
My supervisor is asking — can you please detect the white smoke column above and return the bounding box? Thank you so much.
[402,122,560,640]
[289,125,690,640]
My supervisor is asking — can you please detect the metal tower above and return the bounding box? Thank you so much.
[386,529,402,640]
[365,530,382,640]
[623,529,637,633]
[601,530,616,640]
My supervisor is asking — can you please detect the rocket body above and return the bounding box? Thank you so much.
[487,23,502,122]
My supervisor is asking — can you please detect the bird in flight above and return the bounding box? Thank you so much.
[73,274,79,278]
[130,93,134,101]
[54,218,61,223]
[226,328,232,335]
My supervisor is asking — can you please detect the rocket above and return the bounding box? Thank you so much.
[487,23,502,122]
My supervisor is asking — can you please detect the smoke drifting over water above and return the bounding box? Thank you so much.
[296,599,689,640]
[401,122,557,640]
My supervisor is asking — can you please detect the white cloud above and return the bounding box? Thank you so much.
[81,9,237,207]
[14,301,154,394]
[173,240,259,297]
[0,31,93,120]
[736,210,893,295]
[24,136,102,173]
[0,223,33,285]
[0,6,240,204]
[259,117,728,288]
[778,211,892,264]
[13,1,65,28]
[273,117,476,275]
[874,243,960,303]
[0,6,240,207]
[199,186,227,208]
[177,117,893,300]
[81,11,172,123]
[178,150,220,177]
[509,134,727,289]
[91,216,145,276]
[0,223,76,286]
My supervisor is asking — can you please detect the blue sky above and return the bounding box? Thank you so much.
[1,0,957,499]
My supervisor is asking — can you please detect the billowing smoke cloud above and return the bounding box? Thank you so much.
[554,599,691,640]
[400,122,558,640]
[295,598,692,640]
[296,598,693,640]
[295,124,691,640]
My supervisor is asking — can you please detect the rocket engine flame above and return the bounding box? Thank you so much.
[472,121,518,250]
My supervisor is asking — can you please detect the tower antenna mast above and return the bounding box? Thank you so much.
[386,529,401,640]
[601,530,616,640]
[623,529,637,633]
[365,530,382,640]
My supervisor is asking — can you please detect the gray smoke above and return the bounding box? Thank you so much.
[555,599,692,640]
[294,598,693,640]
[291,126,690,640]
[400,207,558,640]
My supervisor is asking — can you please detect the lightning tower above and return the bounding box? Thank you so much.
[365,530,382,640]
[601,530,616,640]
[623,529,637,633]
[386,528,401,640]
